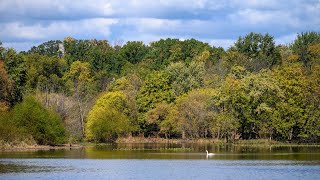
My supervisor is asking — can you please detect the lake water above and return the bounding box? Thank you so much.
[1,143,320,179]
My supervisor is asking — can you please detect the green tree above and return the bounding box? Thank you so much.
[165,61,205,98]
[0,61,11,111]
[180,39,212,64]
[109,74,142,132]
[24,54,67,93]
[136,71,172,134]
[272,65,319,141]
[147,38,180,68]
[85,40,120,73]
[63,37,94,65]
[119,41,149,64]
[235,32,281,71]
[291,32,320,70]
[2,48,27,106]
[28,40,62,57]
[137,71,172,113]
[221,70,282,139]
[300,65,320,141]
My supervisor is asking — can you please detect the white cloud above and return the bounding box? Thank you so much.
[123,18,224,37]
[120,34,168,45]
[128,18,180,32]
[229,9,300,27]
[0,18,118,41]
[209,39,235,49]
[231,0,281,9]
[0,0,319,51]
[0,0,114,19]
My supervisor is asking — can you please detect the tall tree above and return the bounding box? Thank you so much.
[28,40,62,57]
[119,41,149,64]
[63,61,95,136]
[171,89,216,139]
[2,48,27,106]
[235,32,281,71]
[221,70,282,139]
[272,65,320,141]
[0,61,11,111]
[165,61,205,99]
[137,71,172,113]
[291,32,320,70]
[24,54,67,93]
[136,71,172,134]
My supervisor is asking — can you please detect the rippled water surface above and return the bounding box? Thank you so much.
[1,143,320,179]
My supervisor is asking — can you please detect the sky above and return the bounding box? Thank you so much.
[0,0,319,51]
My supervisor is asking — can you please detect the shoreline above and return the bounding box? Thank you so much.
[1,138,319,151]
[116,137,320,145]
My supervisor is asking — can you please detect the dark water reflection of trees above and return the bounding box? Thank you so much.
[1,143,320,160]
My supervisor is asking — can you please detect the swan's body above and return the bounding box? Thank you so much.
[206,150,215,156]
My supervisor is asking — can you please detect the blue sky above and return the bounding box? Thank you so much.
[0,0,319,51]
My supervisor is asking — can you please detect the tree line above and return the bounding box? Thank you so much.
[0,32,319,145]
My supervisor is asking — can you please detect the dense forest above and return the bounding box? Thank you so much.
[0,32,320,145]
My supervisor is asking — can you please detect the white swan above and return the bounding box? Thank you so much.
[206,150,215,156]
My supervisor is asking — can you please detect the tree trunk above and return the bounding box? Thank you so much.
[76,85,85,137]
[45,84,49,107]
[225,132,229,143]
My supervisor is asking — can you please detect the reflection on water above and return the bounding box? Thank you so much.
[0,161,73,173]
[1,143,319,160]
[1,144,320,179]
[0,163,29,173]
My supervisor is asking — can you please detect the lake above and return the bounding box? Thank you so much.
[1,143,320,179]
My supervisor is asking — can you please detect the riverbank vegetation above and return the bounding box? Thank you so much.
[0,32,319,147]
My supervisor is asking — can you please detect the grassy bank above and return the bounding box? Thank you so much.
[116,137,224,144]
[0,140,82,151]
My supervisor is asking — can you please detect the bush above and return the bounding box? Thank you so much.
[0,111,34,146]
[13,96,66,145]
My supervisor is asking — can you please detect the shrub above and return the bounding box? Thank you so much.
[13,96,66,145]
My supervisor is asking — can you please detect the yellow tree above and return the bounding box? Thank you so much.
[86,91,132,142]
